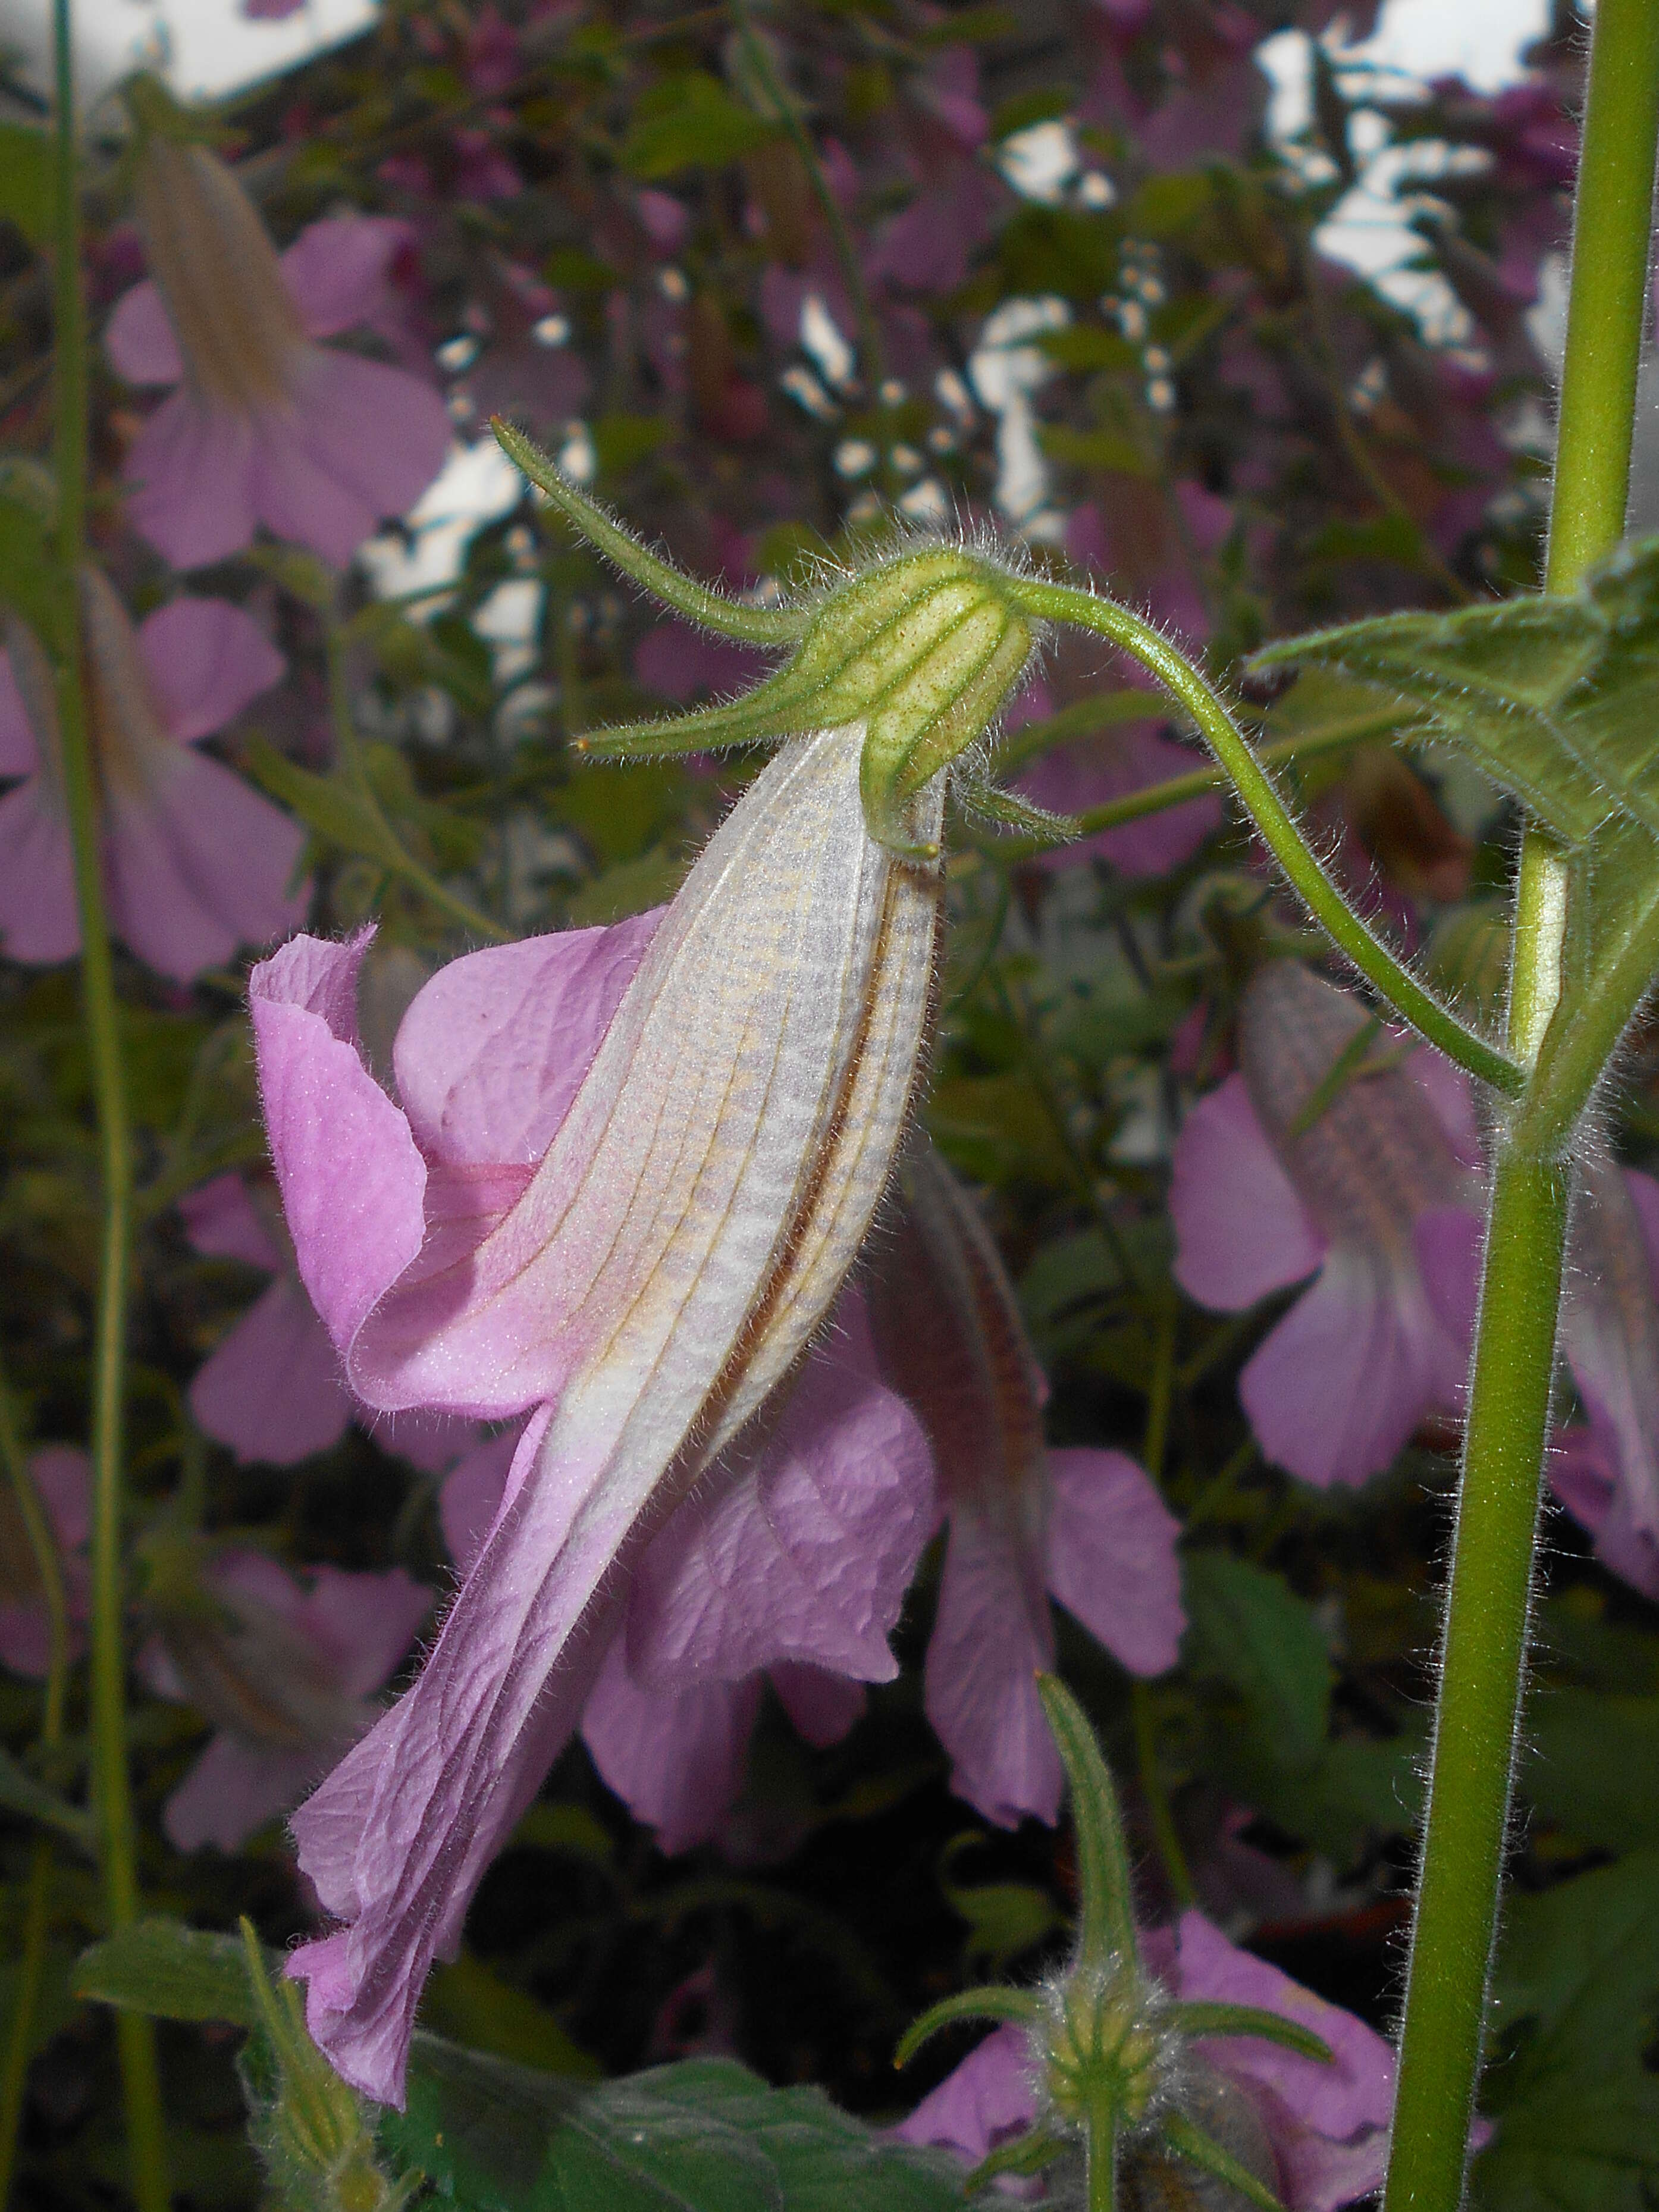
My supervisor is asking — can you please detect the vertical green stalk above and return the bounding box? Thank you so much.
[48,6,169,2204]
[0,1372,70,2206]
[1384,5,1659,2205]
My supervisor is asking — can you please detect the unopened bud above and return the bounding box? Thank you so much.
[1039,1955,1178,2135]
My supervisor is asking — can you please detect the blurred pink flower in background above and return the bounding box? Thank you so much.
[0,572,305,982]
[0,1449,90,1676]
[142,1549,431,1853]
[868,1145,1184,1827]
[443,1300,934,1856]
[1011,676,1221,879]
[106,143,451,569]
[1171,963,1479,1488]
[251,723,945,2101]
[899,1911,1395,2212]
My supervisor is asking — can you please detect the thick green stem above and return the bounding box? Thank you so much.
[1007,579,1522,1098]
[1384,6,1659,2204]
[48,7,168,2204]
[1381,1156,1568,2212]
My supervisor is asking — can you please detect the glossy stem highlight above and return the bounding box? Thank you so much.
[49,5,168,2202]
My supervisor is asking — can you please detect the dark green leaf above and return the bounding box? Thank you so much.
[0,1744,93,1851]
[424,1951,600,2079]
[0,123,52,246]
[1473,1854,1659,2211]
[1182,1555,1332,1768]
[379,2045,967,2212]
[244,735,409,874]
[73,1920,261,2026]
[622,74,776,177]
[1251,537,1659,847]
[1523,1690,1659,1850]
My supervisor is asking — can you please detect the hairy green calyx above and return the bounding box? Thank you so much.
[493,419,1048,860]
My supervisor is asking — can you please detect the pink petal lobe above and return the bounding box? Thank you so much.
[179,1174,282,1270]
[165,1732,328,1853]
[250,931,429,1359]
[1172,1911,1394,2144]
[625,1335,936,1689]
[895,2021,1037,2157]
[123,395,259,570]
[283,216,409,337]
[0,782,79,963]
[770,1662,864,1747]
[438,1429,519,1577]
[298,1564,432,1699]
[252,351,451,567]
[581,1636,761,1853]
[189,1277,353,1465]
[140,598,286,742]
[927,1502,1061,1828]
[393,910,661,1170]
[105,280,185,386]
[1172,1076,1325,1311]
[1240,1245,1460,1487]
[1551,1418,1659,1600]
[0,1449,90,1678]
[1045,1448,1184,1675]
[104,746,308,982]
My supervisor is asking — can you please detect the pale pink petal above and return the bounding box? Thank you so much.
[298,1565,431,1699]
[0,655,40,776]
[1550,1420,1659,1601]
[624,1336,936,1689]
[372,1408,485,1477]
[894,2020,1037,2157]
[104,746,308,982]
[1171,1075,1325,1311]
[250,930,429,1358]
[1624,1165,1659,1277]
[189,1276,353,1465]
[438,1428,518,1575]
[31,1447,90,1551]
[1045,1448,1184,1675]
[1173,1912,1394,2144]
[251,350,452,567]
[178,1173,281,1271]
[581,1635,761,1854]
[104,279,184,386]
[1413,1203,1483,1351]
[926,1501,1061,1828]
[393,910,660,1170]
[770,1662,865,1747]
[1275,2124,1393,2212]
[0,781,79,963]
[123,394,260,571]
[164,1731,328,1853]
[139,598,286,743]
[283,216,410,338]
[1240,1246,1461,1487]
[1407,1047,1482,1168]
[1022,723,1221,879]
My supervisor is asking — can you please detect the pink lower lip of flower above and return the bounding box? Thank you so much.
[258,724,945,2104]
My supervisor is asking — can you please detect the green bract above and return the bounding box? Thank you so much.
[494,419,1041,860]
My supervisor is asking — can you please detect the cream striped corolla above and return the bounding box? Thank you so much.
[253,450,1052,2103]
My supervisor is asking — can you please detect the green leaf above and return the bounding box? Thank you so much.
[1523,1690,1659,1850]
[938,1835,1061,1976]
[73,1920,262,2027]
[622,73,776,177]
[1182,1555,1332,1769]
[424,1952,600,2080]
[1250,537,1659,847]
[0,1745,94,1851]
[378,2045,968,2211]
[244,735,409,874]
[1472,1854,1659,2211]
[0,123,52,246]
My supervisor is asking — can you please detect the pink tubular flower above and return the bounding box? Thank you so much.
[141,1549,431,1854]
[1419,1157,1659,1597]
[1171,962,1479,1489]
[106,142,451,570]
[442,1302,935,1856]
[898,1911,1394,2212]
[867,1145,1184,1828]
[0,572,304,982]
[0,1449,90,1676]
[181,1174,353,1466]
[251,723,945,2102]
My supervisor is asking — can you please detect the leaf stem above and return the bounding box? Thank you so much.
[48,7,167,2203]
[1006,579,1522,1098]
[1384,5,1659,2204]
